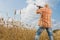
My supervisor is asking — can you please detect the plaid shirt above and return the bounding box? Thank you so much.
[36,7,52,28]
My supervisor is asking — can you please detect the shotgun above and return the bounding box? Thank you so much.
[34,3,43,9]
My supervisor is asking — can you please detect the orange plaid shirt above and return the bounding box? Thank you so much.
[36,7,52,28]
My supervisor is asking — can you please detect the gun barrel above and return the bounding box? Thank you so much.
[34,3,43,9]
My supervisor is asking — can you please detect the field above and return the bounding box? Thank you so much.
[0,26,60,40]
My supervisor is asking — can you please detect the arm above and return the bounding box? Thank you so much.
[36,9,42,14]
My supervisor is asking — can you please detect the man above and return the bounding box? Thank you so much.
[35,4,54,40]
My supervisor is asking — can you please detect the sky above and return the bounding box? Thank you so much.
[0,0,60,25]
[0,0,27,21]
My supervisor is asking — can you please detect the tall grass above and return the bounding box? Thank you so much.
[0,26,60,40]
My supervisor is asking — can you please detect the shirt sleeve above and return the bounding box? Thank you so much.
[36,8,42,14]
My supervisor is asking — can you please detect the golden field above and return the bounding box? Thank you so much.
[0,26,60,40]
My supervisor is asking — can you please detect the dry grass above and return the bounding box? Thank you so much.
[0,26,60,40]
